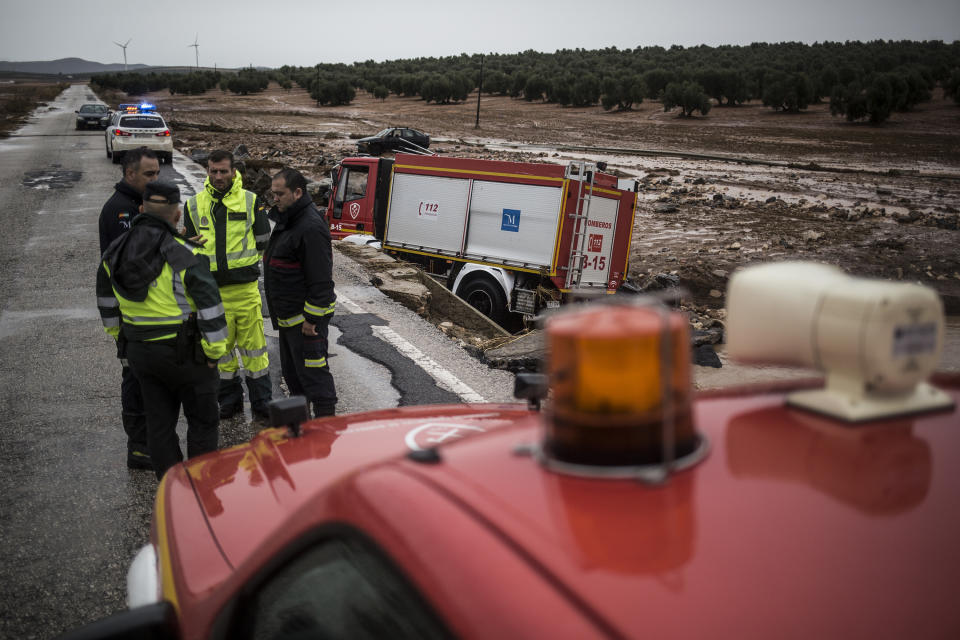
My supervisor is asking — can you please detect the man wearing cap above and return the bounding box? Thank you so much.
[184,150,273,420]
[97,181,230,480]
[97,147,160,469]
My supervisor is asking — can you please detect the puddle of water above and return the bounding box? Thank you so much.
[21,169,82,189]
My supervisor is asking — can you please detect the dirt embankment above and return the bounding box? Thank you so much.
[140,84,960,313]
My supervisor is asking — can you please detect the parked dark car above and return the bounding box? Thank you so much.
[356,127,430,155]
[75,103,110,130]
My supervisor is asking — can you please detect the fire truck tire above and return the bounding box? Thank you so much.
[459,276,508,325]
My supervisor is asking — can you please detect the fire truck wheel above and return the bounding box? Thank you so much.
[460,276,508,326]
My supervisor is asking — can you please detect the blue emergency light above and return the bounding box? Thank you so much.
[118,103,156,114]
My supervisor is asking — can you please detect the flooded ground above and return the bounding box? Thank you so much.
[697,315,960,389]
[147,83,960,313]
[125,83,960,372]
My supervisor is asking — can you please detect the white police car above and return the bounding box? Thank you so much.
[104,103,174,164]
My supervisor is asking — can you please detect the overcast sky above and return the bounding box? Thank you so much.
[2,0,958,68]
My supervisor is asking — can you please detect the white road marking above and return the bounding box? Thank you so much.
[262,294,483,402]
[336,293,364,313]
[371,325,486,403]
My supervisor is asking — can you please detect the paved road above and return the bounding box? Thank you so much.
[0,84,515,639]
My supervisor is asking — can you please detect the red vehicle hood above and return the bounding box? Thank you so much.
[405,377,960,638]
[174,403,530,569]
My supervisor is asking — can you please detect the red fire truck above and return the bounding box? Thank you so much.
[327,154,638,324]
[62,262,959,640]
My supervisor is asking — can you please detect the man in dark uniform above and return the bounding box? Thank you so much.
[97,147,160,469]
[96,181,230,480]
[264,168,338,417]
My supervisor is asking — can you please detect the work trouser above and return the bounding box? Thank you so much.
[278,316,337,417]
[217,281,272,411]
[120,364,147,454]
[126,340,219,480]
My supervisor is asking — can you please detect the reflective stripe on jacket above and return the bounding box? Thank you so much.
[96,214,230,362]
[184,170,269,287]
[263,193,336,330]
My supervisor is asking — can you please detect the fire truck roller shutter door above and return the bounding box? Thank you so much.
[464,180,563,268]
[386,174,471,254]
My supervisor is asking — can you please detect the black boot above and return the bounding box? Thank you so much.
[312,401,336,418]
[247,373,273,419]
[122,412,150,469]
[218,377,244,419]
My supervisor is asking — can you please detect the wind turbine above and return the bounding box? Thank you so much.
[189,34,199,70]
[113,38,131,72]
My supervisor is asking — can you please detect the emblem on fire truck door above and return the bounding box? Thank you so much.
[404,422,487,451]
[349,201,361,219]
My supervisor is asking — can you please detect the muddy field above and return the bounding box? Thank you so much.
[138,83,960,313]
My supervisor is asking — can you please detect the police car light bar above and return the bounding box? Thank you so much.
[118,103,156,114]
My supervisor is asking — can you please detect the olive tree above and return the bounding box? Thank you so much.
[662,81,712,117]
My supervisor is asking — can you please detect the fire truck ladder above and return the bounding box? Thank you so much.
[400,140,437,156]
[563,161,598,290]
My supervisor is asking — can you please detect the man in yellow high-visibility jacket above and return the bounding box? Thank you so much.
[97,181,229,480]
[185,149,273,419]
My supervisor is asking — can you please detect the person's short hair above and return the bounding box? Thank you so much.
[208,149,234,168]
[142,200,179,222]
[121,147,158,176]
[273,168,307,194]
[144,180,180,204]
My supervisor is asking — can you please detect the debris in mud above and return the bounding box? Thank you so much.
[127,84,958,318]
[189,149,210,166]
[693,345,722,368]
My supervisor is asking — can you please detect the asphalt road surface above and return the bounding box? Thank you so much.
[0,84,516,639]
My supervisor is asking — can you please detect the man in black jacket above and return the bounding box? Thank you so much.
[97,147,160,469]
[264,168,338,417]
[97,181,229,480]
[99,147,160,254]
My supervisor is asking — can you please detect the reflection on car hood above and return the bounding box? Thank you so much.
[179,403,528,567]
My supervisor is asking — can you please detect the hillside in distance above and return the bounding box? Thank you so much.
[0,58,149,75]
